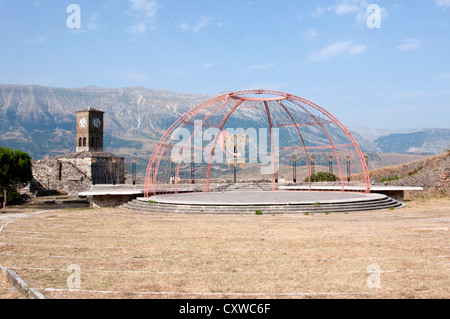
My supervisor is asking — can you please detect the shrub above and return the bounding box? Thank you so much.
[0,147,32,209]
[380,176,400,182]
[305,171,339,182]
[255,210,263,215]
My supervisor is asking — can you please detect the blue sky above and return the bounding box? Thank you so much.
[0,0,449,129]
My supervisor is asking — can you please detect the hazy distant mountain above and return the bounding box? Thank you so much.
[349,126,427,143]
[1,84,446,174]
[0,84,210,159]
[0,84,382,157]
[374,129,450,155]
[346,131,382,153]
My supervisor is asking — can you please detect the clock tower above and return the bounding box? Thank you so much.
[76,107,104,152]
[29,107,126,196]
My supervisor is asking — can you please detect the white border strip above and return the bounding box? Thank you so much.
[0,265,46,299]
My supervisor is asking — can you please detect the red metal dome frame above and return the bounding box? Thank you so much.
[144,90,370,197]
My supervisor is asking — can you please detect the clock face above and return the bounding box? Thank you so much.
[79,117,87,128]
[92,117,101,128]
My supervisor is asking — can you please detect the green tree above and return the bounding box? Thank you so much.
[0,147,32,212]
[304,171,339,182]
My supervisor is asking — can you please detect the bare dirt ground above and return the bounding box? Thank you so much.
[0,195,448,299]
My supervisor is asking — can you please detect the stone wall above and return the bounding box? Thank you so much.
[91,157,126,185]
[27,156,92,196]
[24,153,126,197]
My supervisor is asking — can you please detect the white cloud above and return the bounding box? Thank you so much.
[396,38,422,51]
[311,6,326,18]
[178,16,212,33]
[216,21,231,29]
[102,0,122,10]
[128,0,158,18]
[128,22,147,34]
[247,63,276,71]
[303,28,319,41]
[125,0,159,34]
[308,41,367,62]
[26,36,47,44]
[177,22,190,32]
[436,0,450,7]
[202,62,215,69]
[347,43,367,55]
[439,72,450,79]
[313,0,369,17]
[87,12,100,31]
[312,1,389,28]
[333,2,361,15]
[392,3,402,11]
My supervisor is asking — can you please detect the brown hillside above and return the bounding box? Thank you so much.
[367,152,449,196]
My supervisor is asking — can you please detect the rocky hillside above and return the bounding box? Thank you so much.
[368,152,450,196]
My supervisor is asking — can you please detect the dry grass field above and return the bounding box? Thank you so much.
[0,195,449,299]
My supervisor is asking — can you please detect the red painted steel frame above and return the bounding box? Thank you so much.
[144,90,371,197]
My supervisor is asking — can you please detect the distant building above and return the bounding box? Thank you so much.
[26,107,125,196]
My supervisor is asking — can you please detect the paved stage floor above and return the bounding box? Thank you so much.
[142,191,386,206]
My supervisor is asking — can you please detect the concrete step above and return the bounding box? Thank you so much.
[127,196,398,209]
[122,197,404,215]
[123,204,403,215]
[123,201,404,213]
[128,196,398,207]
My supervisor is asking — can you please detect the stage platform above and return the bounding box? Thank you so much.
[79,183,422,209]
[144,191,386,206]
[123,191,405,214]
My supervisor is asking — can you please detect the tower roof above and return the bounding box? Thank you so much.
[76,106,104,113]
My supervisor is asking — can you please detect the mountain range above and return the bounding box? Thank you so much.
[0,84,209,159]
[373,129,450,155]
[1,84,448,174]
